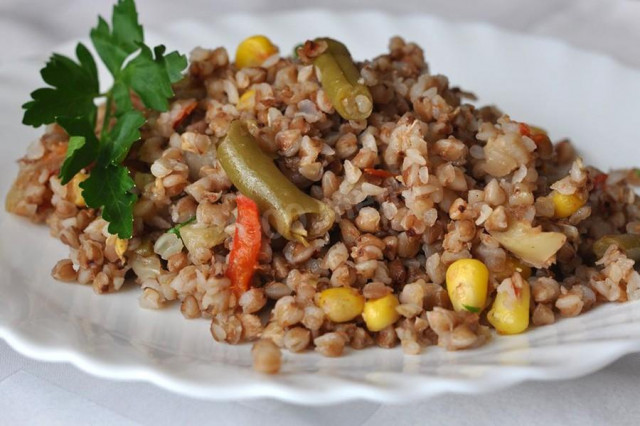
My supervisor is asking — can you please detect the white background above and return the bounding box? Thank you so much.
[1,0,640,424]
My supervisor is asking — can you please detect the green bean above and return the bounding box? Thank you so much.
[313,38,373,121]
[593,234,640,261]
[217,120,335,244]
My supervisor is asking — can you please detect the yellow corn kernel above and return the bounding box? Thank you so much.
[235,35,278,69]
[495,257,532,282]
[115,237,129,261]
[362,294,400,332]
[552,190,586,218]
[107,235,129,262]
[67,172,88,207]
[318,287,364,323]
[487,278,530,334]
[446,259,489,313]
[237,89,256,110]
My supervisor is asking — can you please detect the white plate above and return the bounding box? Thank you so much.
[1,10,640,405]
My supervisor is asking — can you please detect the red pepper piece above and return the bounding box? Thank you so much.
[227,194,262,297]
[172,100,198,130]
[518,123,531,137]
[364,168,396,179]
[593,173,608,190]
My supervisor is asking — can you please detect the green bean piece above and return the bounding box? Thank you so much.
[593,234,640,261]
[218,120,335,244]
[313,38,373,121]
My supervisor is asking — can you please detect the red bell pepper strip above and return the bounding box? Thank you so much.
[363,168,396,179]
[227,194,262,297]
[518,122,531,137]
[593,173,608,190]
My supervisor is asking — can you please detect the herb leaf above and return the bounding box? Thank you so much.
[90,0,143,77]
[167,216,196,238]
[22,43,99,127]
[22,0,187,238]
[57,116,100,183]
[81,164,137,238]
[462,304,481,313]
[122,45,187,111]
[97,109,145,165]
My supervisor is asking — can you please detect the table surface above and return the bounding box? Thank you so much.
[1,0,639,424]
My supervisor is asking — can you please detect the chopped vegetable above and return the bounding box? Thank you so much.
[551,191,586,218]
[593,234,640,261]
[153,232,184,260]
[318,287,365,322]
[292,43,303,59]
[167,216,196,238]
[593,173,608,190]
[311,38,372,120]
[217,120,335,244]
[179,223,226,254]
[114,237,129,261]
[362,294,400,332]
[487,276,530,334]
[237,89,256,110]
[66,171,89,207]
[235,35,278,69]
[363,168,396,179]
[491,220,567,268]
[446,259,489,313]
[227,195,262,297]
[494,257,532,282]
[21,0,187,238]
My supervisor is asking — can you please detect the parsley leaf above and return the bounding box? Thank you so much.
[167,217,196,238]
[57,116,100,184]
[81,164,137,238]
[22,43,99,127]
[21,0,187,239]
[112,81,133,112]
[90,0,143,76]
[462,304,481,313]
[122,45,187,111]
[97,109,145,165]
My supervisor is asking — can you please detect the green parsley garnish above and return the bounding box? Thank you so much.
[22,0,187,239]
[634,168,640,178]
[462,304,481,313]
[292,43,303,59]
[167,216,196,238]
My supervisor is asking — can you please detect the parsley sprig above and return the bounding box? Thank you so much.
[22,0,187,238]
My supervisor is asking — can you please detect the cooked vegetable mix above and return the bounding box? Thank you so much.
[6,0,640,375]
[217,120,335,244]
[362,294,401,332]
[226,195,262,297]
[235,35,279,69]
[446,259,489,313]
[487,276,531,335]
[310,38,373,120]
[318,287,365,323]
[593,234,640,262]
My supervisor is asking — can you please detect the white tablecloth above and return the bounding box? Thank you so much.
[1,0,639,424]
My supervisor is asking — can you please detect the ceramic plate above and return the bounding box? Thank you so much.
[1,10,639,405]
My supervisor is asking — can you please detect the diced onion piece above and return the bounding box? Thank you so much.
[483,133,530,177]
[491,221,566,268]
[154,233,184,260]
[180,223,226,254]
[130,253,163,281]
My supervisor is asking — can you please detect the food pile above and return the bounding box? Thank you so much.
[6,0,640,374]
